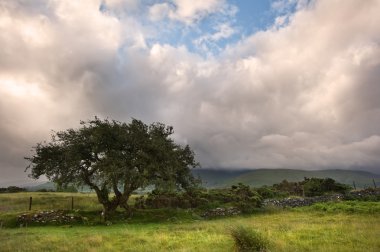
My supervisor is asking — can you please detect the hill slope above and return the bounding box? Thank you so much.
[193,169,380,188]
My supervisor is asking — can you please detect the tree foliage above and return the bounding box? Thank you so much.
[25,117,199,217]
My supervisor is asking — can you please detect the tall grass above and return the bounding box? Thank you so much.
[0,193,379,251]
[0,192,101,212]
[230,226,269,251]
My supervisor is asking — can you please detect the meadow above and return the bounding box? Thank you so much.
[0,192,379,251]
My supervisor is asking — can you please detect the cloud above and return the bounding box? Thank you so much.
[104,0,139,9]
[204,0,380,169]
[0,0,380,184]
[171,0,223,24]
[149,3,171,22]
[193,23,236,53]
[143,0,380,170]
[149,0,228,25]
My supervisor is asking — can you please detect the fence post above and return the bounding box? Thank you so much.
[71,196,74,210]
[373,179,377,189]
[353,181,356,190]
[29,197,32,211]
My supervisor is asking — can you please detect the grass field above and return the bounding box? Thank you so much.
[1,192,379,251]
[0,192,102,212]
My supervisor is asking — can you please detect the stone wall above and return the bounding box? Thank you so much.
[201,207,241,218]
[263,194,343,208]
[263,188,380,208]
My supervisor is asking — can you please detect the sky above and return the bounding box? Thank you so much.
[1,0,380,185]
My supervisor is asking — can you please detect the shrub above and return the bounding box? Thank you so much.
[0,186,27,193]
[142,190,199,209]
[36,188,55,192]
[256,186,289,199]
[273,179,303,196]
[139,184,262,212]
[271,177,352,197]
[303,178,351,197]
[231,184,262,213]
[56,185,78,193]
[230,226,269,252]
[134,195,146,209]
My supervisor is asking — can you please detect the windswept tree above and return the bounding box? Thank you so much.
[25,117,199,218]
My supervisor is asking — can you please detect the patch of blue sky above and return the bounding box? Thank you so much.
[222,0,300,42]
[150,0,296,56]
[231,0,274,34]
[141,3,238,55]
[102,0,299,56]
[99,1,108,13]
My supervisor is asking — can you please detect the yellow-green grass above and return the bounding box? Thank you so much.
[0,192,101,212]
[0,192,379,251]
[0,210,379,251]
[0,192,140,213]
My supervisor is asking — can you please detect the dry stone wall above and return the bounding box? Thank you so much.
[263,188,380,208]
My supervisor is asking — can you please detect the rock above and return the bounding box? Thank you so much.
[262,188,380,209]
[262,194,344,208]
[17,210,82,225]
[202,207,241,218]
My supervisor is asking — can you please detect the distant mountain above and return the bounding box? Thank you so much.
[193,168,380,189]
[192,169,249,187]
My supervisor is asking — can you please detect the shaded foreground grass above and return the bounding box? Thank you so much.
[0,193,379,251]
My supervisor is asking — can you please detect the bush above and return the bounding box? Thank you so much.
[141,190,202,209]
[36,188,55,192]
[273,180,303,196]
[138,184,262,212]
[230,226,269,252]
[56,185,78,193]
[256,186,289,199]
[303,178,351,197]
[0,186,27,193]
[230,184,262,213]
[271,177,352,197]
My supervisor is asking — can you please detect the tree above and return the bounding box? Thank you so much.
[25,117,199,218]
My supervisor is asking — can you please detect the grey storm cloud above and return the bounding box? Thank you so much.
[1,0,380,184]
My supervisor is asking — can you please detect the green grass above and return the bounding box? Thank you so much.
[295,201,380,214]
[0,192,101,212]
[230,226,269,251]
[1,193,380,251]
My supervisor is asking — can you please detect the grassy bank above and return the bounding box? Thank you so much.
[1,193,379,251]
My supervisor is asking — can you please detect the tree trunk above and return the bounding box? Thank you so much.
[119,193,132,217]
[102,200,119,221]
[90,184,117,221]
